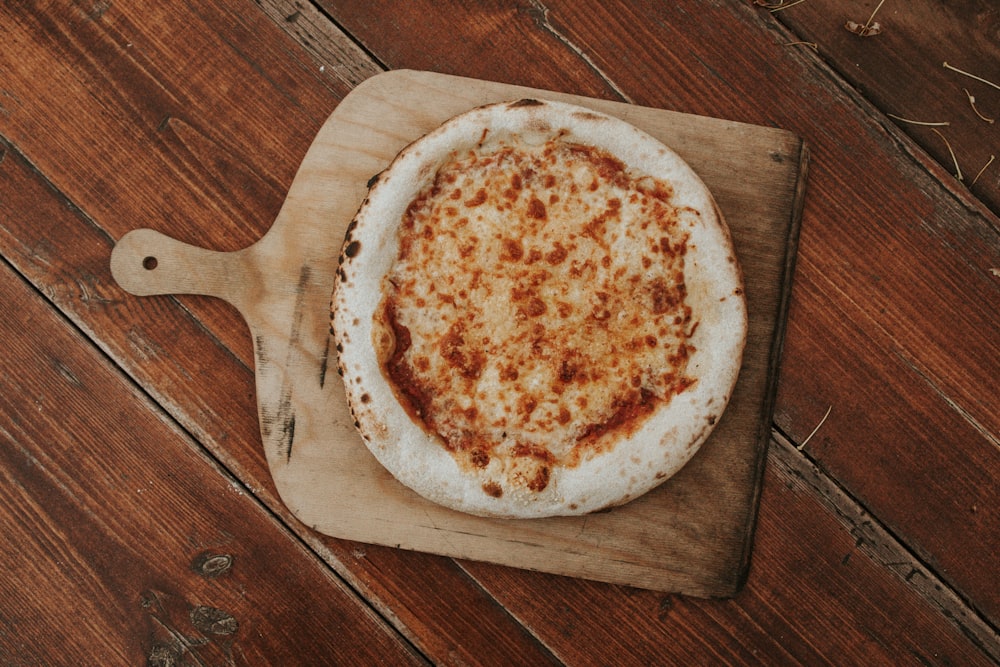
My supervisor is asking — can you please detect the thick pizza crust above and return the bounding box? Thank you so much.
[332,99,747,518]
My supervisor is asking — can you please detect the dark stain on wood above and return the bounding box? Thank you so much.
[281,412,297,463]
[254,334,268,366]
[190,605,240,636]
[319,329,332,389]
[273,264,314,462]
[147,641,183,667]
[141,589,240,665]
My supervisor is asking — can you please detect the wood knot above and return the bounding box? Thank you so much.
[191,552,234,578]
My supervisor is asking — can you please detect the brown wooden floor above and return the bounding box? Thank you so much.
[2,1,998,664]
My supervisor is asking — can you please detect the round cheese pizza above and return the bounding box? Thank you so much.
[331,98,747,519]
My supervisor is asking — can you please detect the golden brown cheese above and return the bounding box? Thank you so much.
[375,135,697,491]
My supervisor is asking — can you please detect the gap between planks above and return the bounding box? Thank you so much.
[524,0,635,103]
[770,429,1000,661]
[257,0,385,87]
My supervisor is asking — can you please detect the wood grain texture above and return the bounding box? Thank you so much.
[0,258,423,664]
[322,0,1000,630]
[2,0,998,663]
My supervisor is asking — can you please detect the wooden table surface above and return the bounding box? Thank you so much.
[2,1,997,664]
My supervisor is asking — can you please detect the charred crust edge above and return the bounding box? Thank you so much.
[509,98,545,108]
[337,217,362,267]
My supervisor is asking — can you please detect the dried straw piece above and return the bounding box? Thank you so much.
[971,155,996,187]
[964,89,996,124]
[931,128,963,181]
[797,406,832,451]
[943,62,1000,92]
[887,114,949,127]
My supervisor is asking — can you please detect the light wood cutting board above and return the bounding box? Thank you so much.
[111,69,808,597]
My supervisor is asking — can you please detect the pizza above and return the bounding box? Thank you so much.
[331,98,747,519]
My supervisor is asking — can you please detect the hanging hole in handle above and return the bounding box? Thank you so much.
[143,256,158,270]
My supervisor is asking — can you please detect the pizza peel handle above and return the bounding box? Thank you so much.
[110,228,254,313]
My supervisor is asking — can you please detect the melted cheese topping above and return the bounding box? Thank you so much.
[377,135,696,490]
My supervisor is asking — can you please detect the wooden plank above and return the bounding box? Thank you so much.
[0,3,563,662]
[764,0,1000,215]
[318,0,1000,627]
[0,259,423,664]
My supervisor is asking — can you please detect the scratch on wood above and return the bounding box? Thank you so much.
[525,0,634,103]
[79,0,111,21]
[0,90,17,118]
[142,589,240,665]
[142,591,210,664]
[894,350,1000,452]
[693,53,734,92]
[319,328,332,388]
[76,272,116,306]
[51,357,83,388]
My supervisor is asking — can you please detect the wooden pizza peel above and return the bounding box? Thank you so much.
[110,69,808,597]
